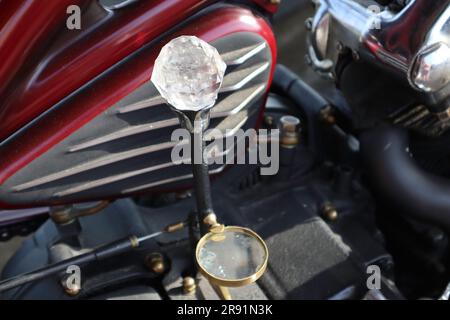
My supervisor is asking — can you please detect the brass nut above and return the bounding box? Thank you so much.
[322,202,338,221]
[146,253,165,274]
[183,277,196,295]
[268,0,281,5]
[279,115,301,147]
[165,221,185,233]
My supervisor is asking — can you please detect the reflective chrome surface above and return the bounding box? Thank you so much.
[100,0,139,10]
[409,4,450,91]
[308,0,450,94]
[410,42,450,92]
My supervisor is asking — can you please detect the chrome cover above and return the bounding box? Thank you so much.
[308,0,450,94]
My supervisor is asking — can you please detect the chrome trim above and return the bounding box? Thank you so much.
[408,5,450,91]
[426,4,450,46]
[118,96,166,114]
[68,85,265,152]
[220,62,270,92]
[391,105,430,127]
[121,166,226,194]
[14,110,254,193]
[122,129,251,194]
[68,118,179,152]
[53,162,176,197]
[100,0,139,10]
[12,141,177,192]
[309,0,450,93]
[222,42,267,66]
[206,111,250,141]
[212,84,266,117]
[54,134,243,197]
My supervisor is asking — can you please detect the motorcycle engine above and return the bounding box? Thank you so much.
[1,63,401,299]
[1,0,450,300]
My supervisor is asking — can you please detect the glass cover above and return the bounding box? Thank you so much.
[197,229,266,280]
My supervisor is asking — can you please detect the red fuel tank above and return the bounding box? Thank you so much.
[0,1,277,209]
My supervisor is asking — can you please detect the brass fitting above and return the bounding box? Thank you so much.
[50,201,110,225]
[279,115,301,147]
[203,213,225,233]
[145,253,165,274]
[164,221,186,233]
[321,202,338,221]
[203,213,218,226]
[183,277,197,295]
[129,235,139,249]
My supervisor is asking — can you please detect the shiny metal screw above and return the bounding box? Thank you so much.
[183,276,197,295]
[322,202,338,221]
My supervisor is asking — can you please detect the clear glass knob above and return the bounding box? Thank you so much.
[151,35,227,112]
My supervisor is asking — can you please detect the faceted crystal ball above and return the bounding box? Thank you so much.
[151,35,227,112]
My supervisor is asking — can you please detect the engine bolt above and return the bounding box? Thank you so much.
[279,115,301,147]
[322,202,338,221]
[146,253,165,274]
[305,18,313,31]
[183,276,197,295]
[268,0,281,5]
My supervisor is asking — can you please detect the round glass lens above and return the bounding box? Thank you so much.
[197,228,266,281]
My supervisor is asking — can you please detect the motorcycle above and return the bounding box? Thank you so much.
[0,0,449,300]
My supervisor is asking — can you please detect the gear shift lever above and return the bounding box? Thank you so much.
[151,36,226,234]
[152,36,269,300]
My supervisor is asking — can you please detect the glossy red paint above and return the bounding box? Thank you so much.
[0,6,276,209]
[251,0,280,14]
[0,0,211,141]
[0,0,88,98]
